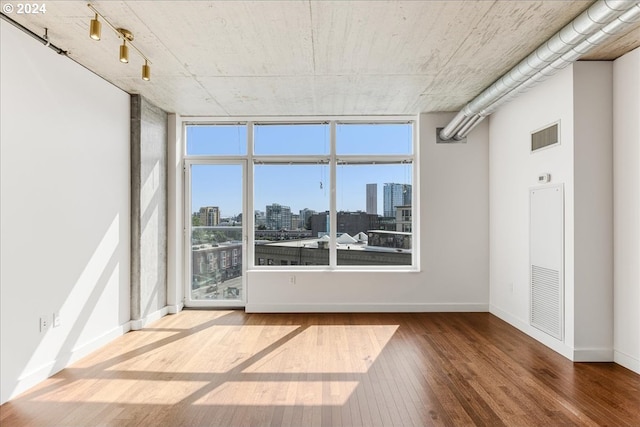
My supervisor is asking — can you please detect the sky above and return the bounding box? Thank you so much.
[188,123,413,218]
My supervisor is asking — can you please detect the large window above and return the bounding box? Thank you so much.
[187,124,247,156]
[334,123,413,266]
[254,123,329,155]
[254,163,330,266]
[187,163,244,303]
[335,163,412,265]
[185,118,416,270]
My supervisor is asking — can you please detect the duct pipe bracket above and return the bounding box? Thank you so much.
[436,128,467,144]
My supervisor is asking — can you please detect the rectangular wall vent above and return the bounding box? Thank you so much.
[531,123,559,152]
[531,265,562,339]
[530,185,564,341]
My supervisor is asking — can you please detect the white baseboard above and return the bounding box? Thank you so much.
[3,305,185,404]
[130,306,170,330]
[7,322,131,404]
[490,305,619,363]
[167,302,184,314]
[573,348,614,362]
[245,303,489,313]
[489,304,574,360]
[614,350,640,374]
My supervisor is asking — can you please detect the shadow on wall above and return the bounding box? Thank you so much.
[140,159,164,319]
[3,212,129,402]
[131,95,168,322]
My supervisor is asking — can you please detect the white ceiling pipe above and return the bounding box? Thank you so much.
[452,115,481,141]
[479,2,640,118]
[453,2,640,139]
[442,0,636,140]
[488,0,629,91]
[439,0,638,141]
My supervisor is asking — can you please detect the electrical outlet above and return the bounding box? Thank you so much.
[40,315,50,333]
[289,275,296,285]
[53,312,61,328]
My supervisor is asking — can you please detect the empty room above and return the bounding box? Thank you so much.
[1,1,639,426]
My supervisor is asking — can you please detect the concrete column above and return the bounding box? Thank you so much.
[130,95,168,327]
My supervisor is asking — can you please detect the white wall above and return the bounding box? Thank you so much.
[489,62,616,361]
[489,66,576,358]
[167,114,185,313]
[613,47,640,373]
[0,21,131,404]
[245,113,490,312]
[572,62,613,359]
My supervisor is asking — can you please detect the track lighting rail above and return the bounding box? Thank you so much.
[87,3,152,80]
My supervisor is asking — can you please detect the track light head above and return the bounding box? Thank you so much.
[119,41,129,63]
[87,5,154,77]
[117,28,132,63]
[89,13,101,40]
[142,61,151,81]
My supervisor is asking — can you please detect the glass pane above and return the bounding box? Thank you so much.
[187,124,247,155]
[254,123,329,155]
[336,123,413,155]
[190,164,243,301]
[336,163,412,266]
[254,164,329,266]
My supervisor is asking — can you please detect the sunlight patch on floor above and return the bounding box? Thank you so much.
[32,379,209,404]
[244,325,399,373]
[106,325,300,373]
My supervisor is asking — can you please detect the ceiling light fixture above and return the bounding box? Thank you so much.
[117,28,132,63]
[119,40,129,63]
[89,13,101,40]
[87,3,152,81]
[142,60,151,81]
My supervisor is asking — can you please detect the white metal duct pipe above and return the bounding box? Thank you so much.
[454,1,640,139]
[439,0,638,141]
[453,115,482,140]
[481,1,640,117]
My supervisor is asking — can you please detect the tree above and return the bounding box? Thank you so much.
[213,231,227,243]
[192,228,205,244]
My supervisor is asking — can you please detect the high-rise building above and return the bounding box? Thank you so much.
[254,210,266,228]
[395,205,412,232]
[199,206,220,226]
[291,214,301,230]
[383,183,412,217]
[266,203,292,230]
[299,208,316,229]
[366,183,377,215]
[311,211,379,238]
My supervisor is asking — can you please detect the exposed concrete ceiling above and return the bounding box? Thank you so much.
[4,1,639,116]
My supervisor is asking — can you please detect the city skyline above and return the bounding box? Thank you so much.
[188,123,413,218]
[193,181,412,223]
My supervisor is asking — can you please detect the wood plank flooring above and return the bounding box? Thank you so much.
[1,311,639,426]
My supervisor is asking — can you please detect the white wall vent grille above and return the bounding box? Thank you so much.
[531,123,559,152]
[531,265,562,339]
[530,185,564,341]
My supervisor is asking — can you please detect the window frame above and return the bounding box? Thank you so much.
[183,116,419,272]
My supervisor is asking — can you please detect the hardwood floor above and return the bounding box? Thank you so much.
[1,311,639,426]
